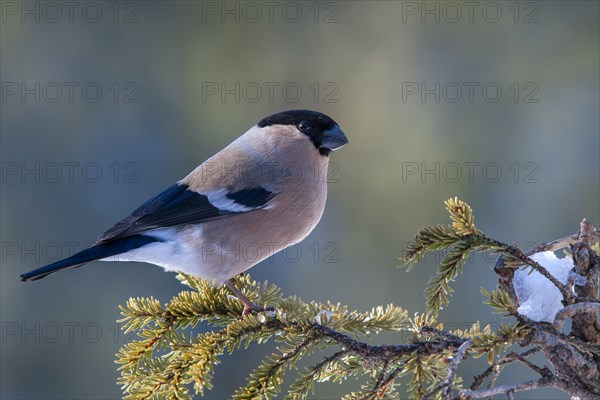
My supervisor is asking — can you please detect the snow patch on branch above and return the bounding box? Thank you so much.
[513,251,572,322]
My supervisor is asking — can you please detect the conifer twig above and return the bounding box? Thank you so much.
[425,339,472,400]
[460,376,555,399]
[553,302,600,332]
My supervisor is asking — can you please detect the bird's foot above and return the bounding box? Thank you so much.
[226,278,274,318]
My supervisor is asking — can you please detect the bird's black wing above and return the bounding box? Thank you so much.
[97,183,275,243]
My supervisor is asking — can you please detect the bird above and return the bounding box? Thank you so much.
[21,109,348,315]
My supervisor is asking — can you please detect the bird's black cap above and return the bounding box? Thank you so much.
[258,110,335,129]
[258,110,348,155]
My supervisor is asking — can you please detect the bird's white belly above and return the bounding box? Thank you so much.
[99,227,223,282]
[98,226,288,283]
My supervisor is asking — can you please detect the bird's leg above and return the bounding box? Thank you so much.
[225,279,269,317]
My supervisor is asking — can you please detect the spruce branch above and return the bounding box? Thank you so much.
[115,199,599,399]
[404,198,578,314]
[403,200,599,399]
[525,218,600,256]
[469,347,542,391]
[444,197,480,236]
[553,302,600,332]
[287,350,350,400]
[115,273,473,399]
[424,339,472,400]
[460,376,556,399]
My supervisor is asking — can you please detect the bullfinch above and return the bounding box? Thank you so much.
[21,109,348,315]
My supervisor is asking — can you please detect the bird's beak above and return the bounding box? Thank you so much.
[320,125,349,151]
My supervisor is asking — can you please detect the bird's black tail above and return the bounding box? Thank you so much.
[20,235,160,282]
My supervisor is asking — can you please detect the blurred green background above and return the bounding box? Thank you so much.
[1,1,598,399]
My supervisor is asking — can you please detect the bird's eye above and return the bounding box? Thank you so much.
[299,121,311,133]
